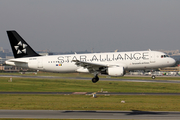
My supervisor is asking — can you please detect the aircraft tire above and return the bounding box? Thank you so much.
[151,75,156,79]
[92,76,99,83]
[92,78,97,83]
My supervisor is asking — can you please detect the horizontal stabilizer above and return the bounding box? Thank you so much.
[6,59,28,63]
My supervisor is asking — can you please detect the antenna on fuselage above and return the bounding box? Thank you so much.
[91,48,94,53]
[114,49,118,52]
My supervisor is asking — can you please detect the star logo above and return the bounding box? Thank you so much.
[14,41,27,54]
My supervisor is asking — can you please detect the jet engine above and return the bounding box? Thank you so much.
[107,66,124,77]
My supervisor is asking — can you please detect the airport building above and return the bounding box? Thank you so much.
[159,67,180,72]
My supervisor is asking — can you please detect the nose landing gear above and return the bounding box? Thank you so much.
[151,75,156,79]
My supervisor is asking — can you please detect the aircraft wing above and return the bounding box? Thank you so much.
[72,60,108,73]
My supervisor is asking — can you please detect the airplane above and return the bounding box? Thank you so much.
[5,30,176,83]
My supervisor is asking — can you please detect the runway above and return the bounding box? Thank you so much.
[1,75,180,84]
[0,110,180,119]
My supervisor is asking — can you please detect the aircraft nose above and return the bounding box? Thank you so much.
[170,58,176,66]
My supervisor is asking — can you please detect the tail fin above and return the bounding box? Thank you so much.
[7,30,40,58]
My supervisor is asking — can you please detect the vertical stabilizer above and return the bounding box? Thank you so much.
[7,31,40,58]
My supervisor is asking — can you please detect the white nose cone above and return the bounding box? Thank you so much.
[170,58,176,66]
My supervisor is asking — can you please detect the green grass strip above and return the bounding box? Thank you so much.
[0,77,180,93]
[0,94,180,111]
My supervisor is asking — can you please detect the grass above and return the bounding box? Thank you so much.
[0,94,180,111]
[0,77,180,93]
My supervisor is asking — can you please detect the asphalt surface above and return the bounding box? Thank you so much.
[1,110,180,119]
[1,74,180,83]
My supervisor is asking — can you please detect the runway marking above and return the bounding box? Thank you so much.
[73,92,87,94]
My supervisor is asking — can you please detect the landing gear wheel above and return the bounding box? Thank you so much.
[92,75,99,83]
[92,78,97,83]
[151,75,156,79]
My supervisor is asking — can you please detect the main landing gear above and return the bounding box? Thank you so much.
[92,75,99,83]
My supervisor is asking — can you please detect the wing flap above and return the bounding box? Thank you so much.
[72,60,107,67]
[72,60,108,73]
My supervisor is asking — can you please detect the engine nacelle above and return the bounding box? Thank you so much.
[107,66,124,77]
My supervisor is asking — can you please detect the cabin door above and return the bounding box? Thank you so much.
[150,52,155,63]
[37,58,43,68]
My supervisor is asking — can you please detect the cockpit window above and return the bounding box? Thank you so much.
[161,55,169,58]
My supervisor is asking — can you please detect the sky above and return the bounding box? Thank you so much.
[0,0,180,53]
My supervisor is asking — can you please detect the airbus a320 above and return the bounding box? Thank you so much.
[5,31,176,83]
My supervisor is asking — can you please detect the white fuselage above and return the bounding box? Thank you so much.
[5,50,176,73]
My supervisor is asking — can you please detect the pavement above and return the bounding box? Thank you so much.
[1,75,180,84]
[0,110,180,119]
